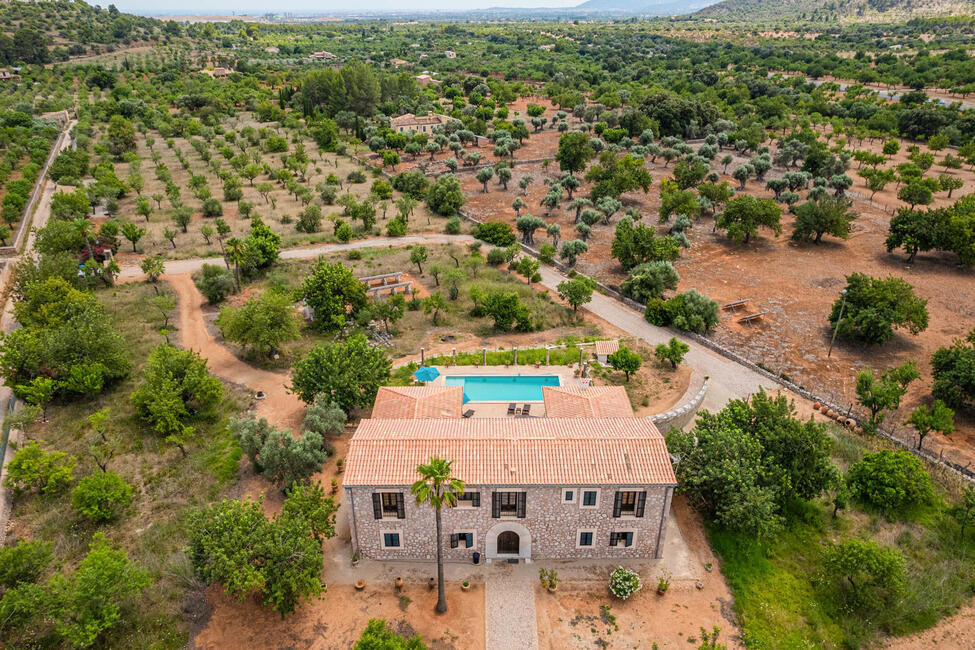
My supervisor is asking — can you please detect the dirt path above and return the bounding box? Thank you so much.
[166,273,305,432]
[883,603,975,649]
[119,234,476,280]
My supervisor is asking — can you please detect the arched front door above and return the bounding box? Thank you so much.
[497,530,520,554]
[486,522,532,562]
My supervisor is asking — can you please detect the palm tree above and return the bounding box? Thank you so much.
[411,457,465,614]
[224,237,248,291]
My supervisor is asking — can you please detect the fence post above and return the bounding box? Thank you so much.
[482,347,487,365]
[420,347,425,364]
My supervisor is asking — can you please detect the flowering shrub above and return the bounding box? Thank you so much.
[609,566,642,599]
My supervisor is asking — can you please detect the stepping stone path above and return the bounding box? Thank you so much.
[485,563,538,650]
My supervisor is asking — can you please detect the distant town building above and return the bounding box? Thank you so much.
[308,51,338,61]
[444,50,457,59]
[0,68,21,82]
[390,58,409,68]
[539,44,555,51]
[200,67,233,78]
[264,46,280,54]
[390,113,450,134]
[415,74,438,86]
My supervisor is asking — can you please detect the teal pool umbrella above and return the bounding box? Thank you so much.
[414,366,440,382]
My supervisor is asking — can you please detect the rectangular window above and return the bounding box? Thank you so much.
[492,491,526,518]
[372,492,405,519]
[609,532,634,548]
[457,492,480,507]
[450,532,475,549]
[382,532,401,548]
[562,489,574,503]
[619,491,637,514]
[381,493,399,515]
[582,490,598,507]
[579,531,593,547]
[613,490,646,517]
[498,492,518,515]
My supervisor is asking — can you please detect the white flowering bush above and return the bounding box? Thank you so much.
[609,566,642,599]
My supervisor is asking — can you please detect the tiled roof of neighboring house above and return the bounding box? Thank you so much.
[345,417,675,487]
[541,386,634,418]
[371,386,464,419]
[595,339,620,356]
[390,113,448,128]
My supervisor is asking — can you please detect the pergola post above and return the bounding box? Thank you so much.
[420,347,425,364]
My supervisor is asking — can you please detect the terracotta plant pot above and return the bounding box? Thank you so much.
[355,580,366,591]
[428,577,436,591]
[461,582,471,592]
[547,585,557,593]
[394,577,404,590]
[657,587,668,596]
[813,402,821,410]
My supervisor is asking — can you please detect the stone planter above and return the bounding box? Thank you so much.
[547,585,558,594]
[461,582,471,592]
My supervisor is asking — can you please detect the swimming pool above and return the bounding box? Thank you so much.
[444,375,560,403]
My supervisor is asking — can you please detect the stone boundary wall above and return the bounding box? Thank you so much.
[650,378,709,432]
[0,123,72,256]
[454,208,975,485]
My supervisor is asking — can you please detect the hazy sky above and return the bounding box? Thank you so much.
[115,0,583,15]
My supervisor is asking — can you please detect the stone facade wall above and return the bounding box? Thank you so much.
[347,483,674,563]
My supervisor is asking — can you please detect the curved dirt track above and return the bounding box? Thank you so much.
[165,273,305,432]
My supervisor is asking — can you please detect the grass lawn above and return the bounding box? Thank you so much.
[5,280,249,649]
[711,426,975,649]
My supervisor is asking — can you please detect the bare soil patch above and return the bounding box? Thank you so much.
[536,498,742,650]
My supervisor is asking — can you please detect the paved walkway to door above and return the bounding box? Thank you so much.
[485,562,539,650]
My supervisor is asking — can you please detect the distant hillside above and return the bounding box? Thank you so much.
[695,0,975,21]
[575,0,721,13]
[0,0,164,64]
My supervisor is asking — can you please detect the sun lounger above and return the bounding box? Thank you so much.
[507,403,516,415]
[521,404,532,417]
[463,409,475,418]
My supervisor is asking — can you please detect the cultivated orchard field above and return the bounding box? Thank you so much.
[5,4,975,649]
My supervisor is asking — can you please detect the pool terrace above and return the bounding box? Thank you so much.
[423,365,590,418]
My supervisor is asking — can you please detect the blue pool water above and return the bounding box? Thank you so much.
[444,375,560,403]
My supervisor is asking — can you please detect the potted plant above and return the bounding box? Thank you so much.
[351,552,359,567]
[657,574,670,596]
[539,568,560,593]
[461,580,471,592]
[704,562,713,573]
[336,458,345,473]
[330,479,339,495]
[355,579,366,590]
[394,577,404,590]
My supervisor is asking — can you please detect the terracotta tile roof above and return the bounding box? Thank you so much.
[345,418,675,487]
[542,386,634,418]
[595,340,620,356]
[371,386,464,419]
